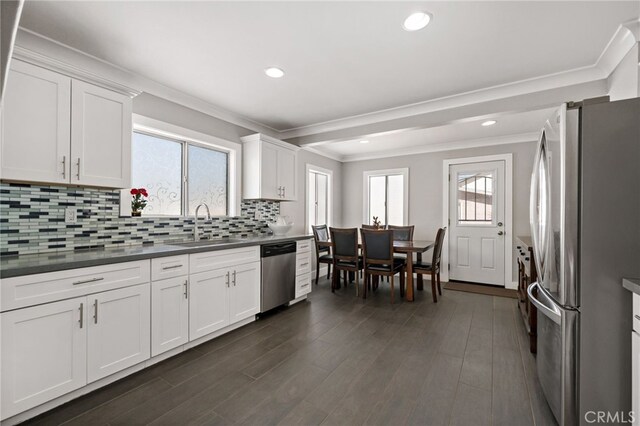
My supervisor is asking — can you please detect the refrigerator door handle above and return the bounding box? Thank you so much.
[528,282,562,325]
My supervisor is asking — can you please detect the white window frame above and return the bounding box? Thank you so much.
[362,168,409,226]
[120,114,241,217]
[305,163,333,233]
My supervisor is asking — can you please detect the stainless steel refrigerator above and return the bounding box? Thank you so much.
[528,97,640,425]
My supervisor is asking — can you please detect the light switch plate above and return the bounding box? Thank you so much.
[65,208,77,223]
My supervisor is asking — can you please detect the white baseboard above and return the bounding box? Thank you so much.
[507,280,518,290]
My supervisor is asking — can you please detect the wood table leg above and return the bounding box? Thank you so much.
[416,253,424,291]
[406,257,414,302]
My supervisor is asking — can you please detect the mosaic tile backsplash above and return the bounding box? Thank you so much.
[0,182,280,256]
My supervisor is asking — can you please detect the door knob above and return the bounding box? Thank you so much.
[498,231,504,236]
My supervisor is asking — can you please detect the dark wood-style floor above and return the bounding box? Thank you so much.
[26,278,557,426]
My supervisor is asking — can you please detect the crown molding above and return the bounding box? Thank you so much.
[12,17,637,143]
[318,132,539,163]
[239,133,299,151]
[301,146,343,162]
[12,45,141,98]
[14,28,280,136]
[596,19,640,77]
[278,21,639,140]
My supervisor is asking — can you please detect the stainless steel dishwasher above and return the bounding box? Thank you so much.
[260,241,296,313]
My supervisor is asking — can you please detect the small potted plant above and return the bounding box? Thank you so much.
[130,188,148,217]
[372,216,382,229]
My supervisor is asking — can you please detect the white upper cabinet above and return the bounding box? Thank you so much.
[0,60,133,188]
[71,80,132,188]
[1,60,71,184]
[241,133,298,201]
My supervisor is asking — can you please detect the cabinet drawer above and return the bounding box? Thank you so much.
[1,260,150,312]
[296,239,312,254]
[152,255,189,281]
[295,272,312,298]
[190,246,260,274]
[296,252,312,276]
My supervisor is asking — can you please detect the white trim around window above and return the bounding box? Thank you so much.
[120,114,241,217]
[362,168,409,226]
[305,163,333,233]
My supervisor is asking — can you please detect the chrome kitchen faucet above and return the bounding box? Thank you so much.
[194,203,211,241]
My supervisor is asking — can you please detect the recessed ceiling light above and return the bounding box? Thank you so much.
[481,120,497,127]
[264,67,284,78]
[403,12,432,31]
[360,140,370,144]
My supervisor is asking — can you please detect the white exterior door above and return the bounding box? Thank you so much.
[1,297,87,419]
[86,284,150,383]
[151,277,189,357]
[1,60,71,183]
[70,79,132,188]
[449,160,506,286]
[189,268,229,340]
[229,262,260,324]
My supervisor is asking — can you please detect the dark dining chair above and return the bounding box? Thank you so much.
[329,227,362,296]
[361,224,379,230]
[360,229,405,303]
[387,225,414,241]
[414,227,447,303]
[311,225,332,285]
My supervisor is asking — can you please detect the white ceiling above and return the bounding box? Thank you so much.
[18,1,639,133]
[311,108,554,161]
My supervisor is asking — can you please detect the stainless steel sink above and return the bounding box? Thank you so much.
[170,238,244,248]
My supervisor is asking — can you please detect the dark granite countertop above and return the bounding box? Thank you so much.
[622,278,640,295]
[0,234,314,279]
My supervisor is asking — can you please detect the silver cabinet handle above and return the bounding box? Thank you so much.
[93,299,98,324]
[79,303,84,328]
[300,262,309,267]
[162,264,183,270]
[62,156,66,179]
[232,270,237,286]
[73,277,104,285]
[226,271,230,287]
[184,280,188,299]
[76,158,81,180]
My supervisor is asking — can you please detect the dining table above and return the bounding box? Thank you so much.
[318,239,434,302]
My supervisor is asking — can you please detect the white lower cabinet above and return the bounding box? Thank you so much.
[86,284,150,382]
[1,283,150,418]
[1,246,264,421]
[229,262,261,324]
[189,268,230,340]
[151,276,189,357]
[295,239,313,298]
[189,259,260,341]
[1,297,87,419]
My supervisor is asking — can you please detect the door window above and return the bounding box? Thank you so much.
[457,171,494,225]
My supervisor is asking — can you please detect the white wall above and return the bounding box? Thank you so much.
[341,141,537,282]
[133,93,254,143]
[608,43,639,101]
[279,149,343,234]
